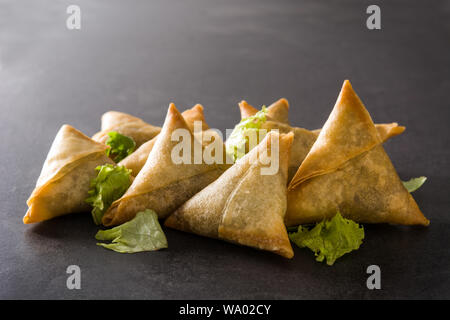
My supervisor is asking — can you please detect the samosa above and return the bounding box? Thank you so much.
[239,99,404,143]
[24,125,114,224]
[237,99,405,181]
[165,131,295,259]
[239,98,290,124]
[92,111,161,147]
[286,80,429,226]
[102,103,229,226]
[119,104,212,176]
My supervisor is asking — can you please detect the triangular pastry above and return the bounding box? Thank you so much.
[239,98,289,124]
[165,131,295,258]
[286,80,429,226]
[237,99,404,181]
[24,125,113,224]
[92,111,161,147]
[119,104,210,176]
[102,103,229,226]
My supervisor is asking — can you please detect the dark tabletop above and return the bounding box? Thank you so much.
[1,0,449,299]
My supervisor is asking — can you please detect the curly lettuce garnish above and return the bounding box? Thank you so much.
[225,106,268,161]
[95,209,168,253]
[86,164,132,225]
[403,176,427,193]
[289,212,364,266]
[105,131,136,162]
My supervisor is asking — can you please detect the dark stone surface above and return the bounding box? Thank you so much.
[1,0,449,299]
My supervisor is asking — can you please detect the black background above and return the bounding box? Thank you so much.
[1,0,449,299]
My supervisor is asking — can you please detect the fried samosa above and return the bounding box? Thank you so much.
[24,125,114,224]
[239,99,404,142]
[92,111,161,147]
[119,104,211,176]
[237,99,405,181]
[102,103,229,226]
[286,80,429,226]
[239,98,290,124]
[165,131,295,258]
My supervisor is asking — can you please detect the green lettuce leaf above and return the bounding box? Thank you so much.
[105,131,136,162]
[85,164,132,225]
[403,176,427,193]
[95,209,168,253]
[289,212,364,266]
[225,106,268,161]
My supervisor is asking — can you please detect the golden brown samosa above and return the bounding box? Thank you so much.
[286,80,429,226]
[235,99,316,180]
[237,99,404,181]
[239,98,290,124]
[181,104,210,132]
[92,111,161,147]
[119,104,210,176]
[165,131,295,259]
[240,99,404,144]
[102,103,229,226]
[24,125,114,224]
[240,99,405,142]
